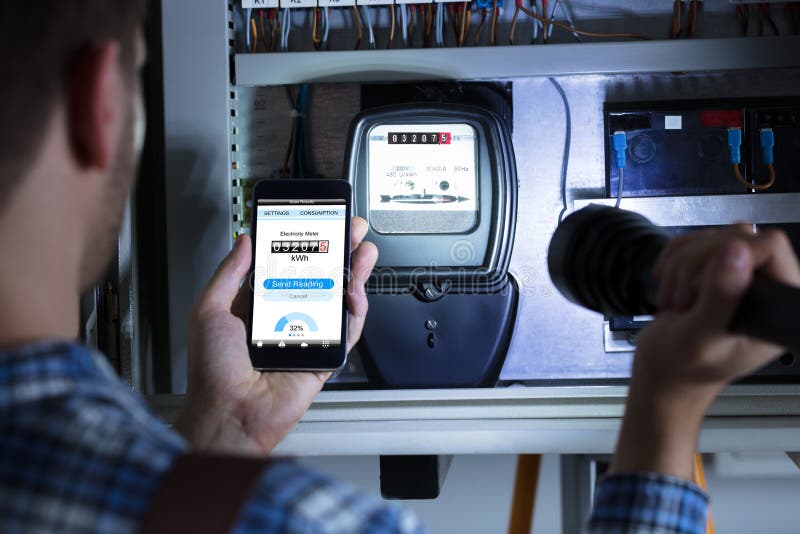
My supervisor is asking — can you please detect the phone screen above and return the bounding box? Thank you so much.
[251,199,347,351]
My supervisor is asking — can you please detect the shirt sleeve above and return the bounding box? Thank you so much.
[233,460,428,534]
[585,473,709,534]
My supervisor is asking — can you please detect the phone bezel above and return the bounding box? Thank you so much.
[247,179,352,371]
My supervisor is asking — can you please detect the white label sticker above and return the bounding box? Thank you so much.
[367,123,478,213]
[664,115,682,130]
[279,0,317,7]
[243,0,279,7]
[319,0,356,6]
[359,0,395,5]
[434,0,463,3]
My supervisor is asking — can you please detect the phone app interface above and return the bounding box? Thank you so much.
[252,199,346,349]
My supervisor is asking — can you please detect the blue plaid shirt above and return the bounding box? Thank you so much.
[587,473,709,534]
[0,342,425,533]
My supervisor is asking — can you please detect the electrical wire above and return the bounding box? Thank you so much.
[549,78,572,223]
[436,3,445,46]
[542,0,549,43]
[246,8,253,51]
[281,7,292,51]
[733,163,776,191]
[547,0,580,41]
[408,5,416,47]
[362,6,376,50]
[736,4,750,36]
[449,4,460,41]
[322,7,331,50]
[295,84,308,178]
[283,86,298,178]
[250,12,259,52]
[312,7,322,50]
[267,9,277,52]
[259,10,269,51]
[509,5,520,45]
[322,7,330,49]
[353,5,363,50]
[615,168,624,208]
[687,0,698,38]
[475,8,487,46]
[400,4,408,47]
[530,0,540,43]
[424,4,434,47]
[671,0,681,39]
[458,2,469,47]
[490,0,499,45]
[388,5,397,48]
[758,2,780,36]
[517,6,650,40]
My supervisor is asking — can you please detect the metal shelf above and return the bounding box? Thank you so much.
[150,384,800,455]
[235,36,800,86]
[573,193,800,227]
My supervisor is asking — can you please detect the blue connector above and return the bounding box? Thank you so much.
[476,0,503,9]
[728,127,742,165]
[760,128,775,165]
[612,131,627,169]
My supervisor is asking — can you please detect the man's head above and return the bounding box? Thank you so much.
[0,2,147,290]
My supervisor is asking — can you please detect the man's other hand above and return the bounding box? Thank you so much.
[641,224,800,400]
[611,225,800,479]
[174,217,378,455]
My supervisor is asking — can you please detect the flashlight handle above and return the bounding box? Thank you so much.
[730,273,800,353]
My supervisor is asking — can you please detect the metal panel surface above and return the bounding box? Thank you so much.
[162,0,235,392]
[234,37,800,85]
[501,69,800,381]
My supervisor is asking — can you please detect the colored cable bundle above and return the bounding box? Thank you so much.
[517,5,650,40]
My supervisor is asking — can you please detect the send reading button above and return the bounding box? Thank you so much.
[263,278,335,290]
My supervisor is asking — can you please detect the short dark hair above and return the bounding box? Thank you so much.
[0,1,147,210]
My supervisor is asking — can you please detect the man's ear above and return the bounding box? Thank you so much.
[66,42,123,170]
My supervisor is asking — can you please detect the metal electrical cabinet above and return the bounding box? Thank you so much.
[142,0,800,457]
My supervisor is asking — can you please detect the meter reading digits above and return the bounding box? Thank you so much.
[247,179,352,371]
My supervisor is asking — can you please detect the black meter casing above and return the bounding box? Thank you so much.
[345,104,519,388]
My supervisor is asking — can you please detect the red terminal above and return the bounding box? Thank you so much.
[700,110,744,129]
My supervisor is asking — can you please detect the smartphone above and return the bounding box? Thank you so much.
[247,179,352,371]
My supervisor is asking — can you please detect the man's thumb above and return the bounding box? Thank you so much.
[195,235,252,314]
[686,239,754,334]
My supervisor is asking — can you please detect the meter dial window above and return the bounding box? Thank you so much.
[367,123,479,234]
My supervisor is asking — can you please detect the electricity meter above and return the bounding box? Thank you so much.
[345,104,519,388]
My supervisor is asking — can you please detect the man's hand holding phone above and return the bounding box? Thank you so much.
[174,217,377,455]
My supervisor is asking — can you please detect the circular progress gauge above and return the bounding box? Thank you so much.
[274,312,318,338]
